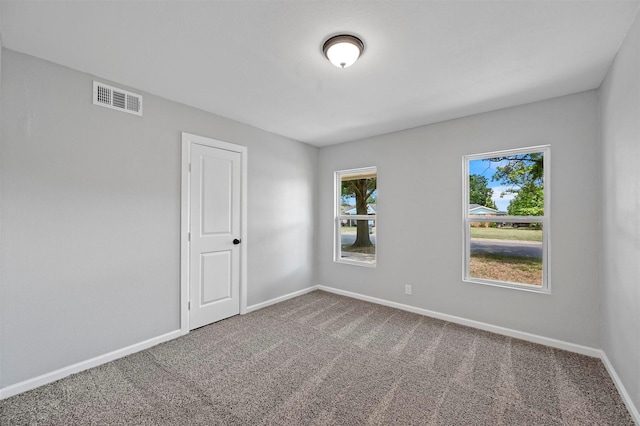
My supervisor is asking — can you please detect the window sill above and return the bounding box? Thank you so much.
[335,258,377,268]
[463,277,550,294]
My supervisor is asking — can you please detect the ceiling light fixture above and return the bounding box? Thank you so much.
[322,34,364,68]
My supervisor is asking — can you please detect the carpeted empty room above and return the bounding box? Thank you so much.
[2,2,640,425]
[0,291,633,425]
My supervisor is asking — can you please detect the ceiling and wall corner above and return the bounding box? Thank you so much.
[0,1,638,146]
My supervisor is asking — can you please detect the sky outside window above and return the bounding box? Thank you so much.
[468,158,515,212]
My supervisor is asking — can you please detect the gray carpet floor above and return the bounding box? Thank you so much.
[0,290,634,425]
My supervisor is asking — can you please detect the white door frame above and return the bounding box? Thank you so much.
[180,132,248,334]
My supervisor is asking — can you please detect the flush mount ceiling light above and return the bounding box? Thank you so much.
[322,34,364,68]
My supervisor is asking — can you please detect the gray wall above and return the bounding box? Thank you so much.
[2,26,638,411]
[600,13,640,413]
[0,49,318,387]
[0,4,3,387]
[318,91,602,348]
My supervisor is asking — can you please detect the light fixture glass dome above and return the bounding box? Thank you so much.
[323,34,364,68]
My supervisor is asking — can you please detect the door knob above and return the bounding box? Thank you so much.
[233,239,241,245]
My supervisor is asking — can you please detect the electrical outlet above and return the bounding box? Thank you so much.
[405,285,412,295]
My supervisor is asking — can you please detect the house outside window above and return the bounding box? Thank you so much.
[335,167,377,267]
[463,146,550,292]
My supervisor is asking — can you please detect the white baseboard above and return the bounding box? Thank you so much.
[316,285,601,358]
[0,286,320,401]
[245,285,638,423]
[321,285,640,422]
[245,285,319,313]
[4,287,637,424]
[600,351,640,425]
[0,329,182,400]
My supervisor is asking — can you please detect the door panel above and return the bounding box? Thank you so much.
[200,251,232,304]
[189,142,241,329]
[201,156,233,235]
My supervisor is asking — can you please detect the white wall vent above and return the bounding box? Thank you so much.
[93,81,143,116]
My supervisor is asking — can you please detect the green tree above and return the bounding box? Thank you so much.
[469,174,497,209]
[507,184,543,216]
[342,177,377,248]
[488,152,544,216]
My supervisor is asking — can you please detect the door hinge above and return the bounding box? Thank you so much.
[188,232,191,242]
[188,301,191,310]
[188,163,191,172]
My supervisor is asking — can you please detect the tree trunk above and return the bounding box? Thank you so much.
[351,179,373,248]
[352,219,372,247]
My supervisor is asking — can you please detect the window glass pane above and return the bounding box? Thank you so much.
[339,219,376,264]
[337,168,377,266]
[468,152,544,216]
[468,221,543,286]
[341,175,377,214]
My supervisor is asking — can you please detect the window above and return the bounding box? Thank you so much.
[463,146,549,292]
[335,167,377,267]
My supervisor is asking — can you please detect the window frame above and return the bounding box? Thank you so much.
[462,146,550,293]
[334,166,377,268]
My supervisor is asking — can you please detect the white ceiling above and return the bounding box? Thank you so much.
[1,1,638,146]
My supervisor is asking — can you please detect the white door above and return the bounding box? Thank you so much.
[188,141,242,329]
